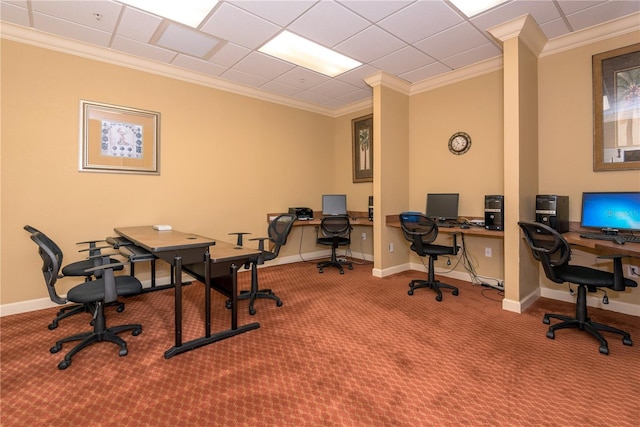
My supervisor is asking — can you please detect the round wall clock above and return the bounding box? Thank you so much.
[448,132,471,155]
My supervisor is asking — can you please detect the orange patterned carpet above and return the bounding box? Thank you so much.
[1,260,639,426]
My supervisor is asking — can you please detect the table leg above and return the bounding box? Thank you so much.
[204,251,211,338]
[174,256,183,347]
[231,263,238,330]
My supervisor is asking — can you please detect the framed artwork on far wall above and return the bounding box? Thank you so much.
[352,114,373,183]
[79,100,160,174]
[592,43,640,171]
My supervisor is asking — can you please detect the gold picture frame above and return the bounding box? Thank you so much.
[352,114,373,183]
[592,43,640,171]
[79,100,160,174]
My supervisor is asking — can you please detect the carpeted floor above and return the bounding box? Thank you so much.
[1,260,639,426]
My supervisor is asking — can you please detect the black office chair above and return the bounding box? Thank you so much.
[518,221,636,354]
[228,213,296,315]
[24,225,124,329]
[317,215,353,274]
[399,213,459,301]
[30,231,143,369]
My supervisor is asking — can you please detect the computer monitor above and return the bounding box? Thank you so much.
[322,194,347,216]
[581,192,640,232]
[426,193,459,221]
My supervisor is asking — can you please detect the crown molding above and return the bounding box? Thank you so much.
[541,12,640,58]
[364,71,412,95]
[488,14,548,57]
[410,56,503,96]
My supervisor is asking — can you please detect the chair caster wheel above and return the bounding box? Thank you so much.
[132,328,142,336]
[319,269,323,273]
[452,290,459,296]
[50,344,62,354]
[435,295,442,302]
[249,308,256,316]
[58,360,70,370]
[276,301,283,307]
[546,330,555,339]
[340,270,344,275]
[543,317,550,325]
[119,347,128,357]
[116,304,125,313]
[622,337,632,346]
[48,322,58,330]
[225,301,232,309]
[599,345,609,355]
[348,265,353,270]
[408,290,414,296]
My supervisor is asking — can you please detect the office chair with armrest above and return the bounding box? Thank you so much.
[228,214,296,315]
[517,221,636,355]
[24,225,124,329]
[317,215,353,274]
[30,231,143,369]
[400,213,460,301]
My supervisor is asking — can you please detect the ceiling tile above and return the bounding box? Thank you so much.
[156,23,221,58]
[111,35,176,62]
[335,64,379,89]
[208,42,251,67]
[229,0,313,26]
[172,54,227,76]
[400,61,452,83]
[565,0,640,31]
[31,0,122,32]
[288,1,371,47]
[32,12,112,47]
[232,51,294,80]
[259,80,304,97]
[440,43,502,70]
[221,68,269,88]
[200,2,280,49]
[377,1,463,44]
[338,0,413,23]
[306,79,361,98]
[415,22,492,60]
[334,25,406,63]
[1,1,29,26]
[272,67,329,90]
[370,46,433,76]
[471,0,562,36]
[116,6,161,43]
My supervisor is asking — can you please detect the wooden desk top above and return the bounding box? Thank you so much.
[385,215,504,237]
[267,212,373,227]
[564,231,640,258]
[115,226,216,253]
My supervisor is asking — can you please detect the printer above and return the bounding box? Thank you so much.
[288,207,313,220]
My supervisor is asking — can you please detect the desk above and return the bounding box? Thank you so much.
[385,215,504,237]
[114,226,261,359]
[564,231,640,258]
[267,211,373,227]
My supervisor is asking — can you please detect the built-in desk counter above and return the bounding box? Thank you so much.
[267,211,373,227]
[385,214,504,238]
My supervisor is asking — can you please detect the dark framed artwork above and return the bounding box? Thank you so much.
[79,100,160,174]
[592,43,640,171]
[352,114,373,183]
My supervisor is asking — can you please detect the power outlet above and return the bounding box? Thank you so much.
[361,232,366,240]
[484,247,492,257]
[389,242,394,253]
[628,265,640,278]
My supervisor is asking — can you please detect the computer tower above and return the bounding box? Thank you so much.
[484,195,504,231]
[535,195,569,233]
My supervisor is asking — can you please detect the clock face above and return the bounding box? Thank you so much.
[448,132,471,155]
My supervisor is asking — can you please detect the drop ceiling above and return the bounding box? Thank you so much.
[1,0,639,115]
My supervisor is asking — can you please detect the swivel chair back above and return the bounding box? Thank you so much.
[399,213,459,301]
[229,213,296,315]
[317,215,353,274]
[30,231,142,369]
[24,225,124,329]
[518,220,636,354]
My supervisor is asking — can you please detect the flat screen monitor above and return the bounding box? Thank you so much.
[426,193,459,221]
[322,194,347,216]
[581,192,640,232]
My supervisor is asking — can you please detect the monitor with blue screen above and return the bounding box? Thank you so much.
[322,194,347,216]
[581,192,640,232]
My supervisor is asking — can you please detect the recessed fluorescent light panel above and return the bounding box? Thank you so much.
[120,0,218,28]
[259,31,362,77]
[449,0,508,17]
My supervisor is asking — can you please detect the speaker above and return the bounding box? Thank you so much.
[484,195,504,230]
[368,196,373,221]
[535,195,569,233]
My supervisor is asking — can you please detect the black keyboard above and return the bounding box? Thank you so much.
[436,222,454,228]
[579,232,640,243]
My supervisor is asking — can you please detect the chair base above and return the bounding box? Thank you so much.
[317,259,353,275]
[543,285,633,355]
[237,289,282,316]
[49,302,141,370]
[408,279,459,302]
[49,301,125,330]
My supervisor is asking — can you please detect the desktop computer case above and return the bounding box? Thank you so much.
[535,195,569,233]
[484,195,504,231]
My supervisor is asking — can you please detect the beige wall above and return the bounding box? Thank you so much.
[2,26,639,311]
[1,40,337,304]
